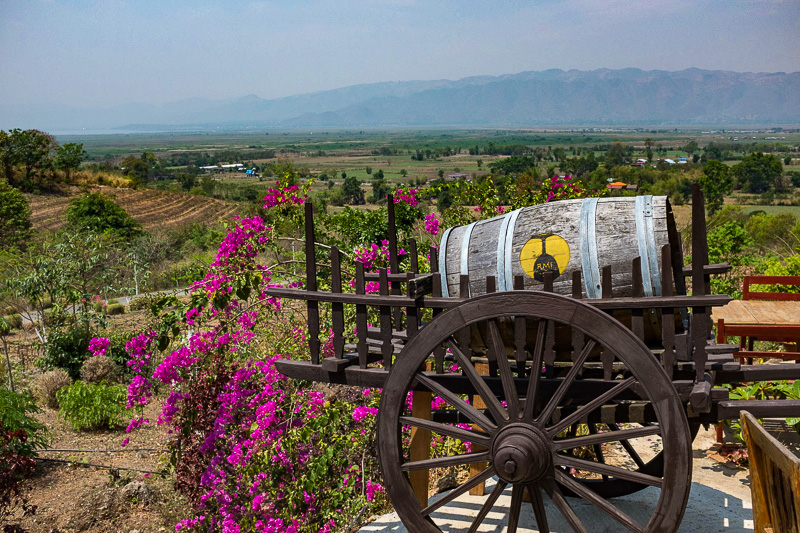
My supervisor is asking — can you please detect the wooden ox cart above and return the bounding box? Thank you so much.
[267,185,800,533]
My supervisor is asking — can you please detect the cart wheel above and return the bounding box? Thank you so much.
[378,292,692,533]
[558,421,700,499]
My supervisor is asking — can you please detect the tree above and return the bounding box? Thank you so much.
[564,152,598,178]
[605,142,628,167]
[141,151,158,180]
[177,173,197,192]
[65,192,142,241]
[698,160,733,215]
[119,155,149,187]
[399,169,408,177]
[370,177,389,204]
[53,142,86,182]
[703,143,723,162]
[476,159,483,169]
[342,175,365,205]
[0,131,13,183]
[9,129,55,190]
[5,231,126,376]
[0,180,32,249]
[733,152,783,194]
[683,140,699,157]
[438,169,444,179]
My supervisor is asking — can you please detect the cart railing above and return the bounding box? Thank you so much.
[269,186,737,415]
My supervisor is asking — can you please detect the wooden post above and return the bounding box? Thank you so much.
[331,246,344,358]
[355,261,368,369]
[661,244,676,379]
[305,202,320,364]
[469,362,490,496]
[387,195,402,327]
[409,389,432,507]
[379,269,393,370]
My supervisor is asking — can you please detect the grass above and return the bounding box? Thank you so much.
[739,205,800,216]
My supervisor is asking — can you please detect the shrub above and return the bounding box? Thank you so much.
[128,296,155,312]
[42,328,90,379]
[0,389,50,456]
[56,381,126,431]
[107,303,126,315]
[33,369,73,409]
[80,354,117,384]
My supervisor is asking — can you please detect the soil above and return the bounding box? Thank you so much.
[25,184,239,234]
[6,398,187,533]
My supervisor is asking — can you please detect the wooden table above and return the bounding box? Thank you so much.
[714,299,800,361]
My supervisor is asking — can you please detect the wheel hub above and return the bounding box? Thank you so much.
[491,424,551,483]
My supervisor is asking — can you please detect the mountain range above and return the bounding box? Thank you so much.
[3,68,799,132]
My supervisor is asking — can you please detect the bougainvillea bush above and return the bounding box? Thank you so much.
[116,174,600,532]
[113,181,393,532]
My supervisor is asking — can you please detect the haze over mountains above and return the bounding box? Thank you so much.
[4,68,799,132]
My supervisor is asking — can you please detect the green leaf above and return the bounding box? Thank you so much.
[236,285,251,301]
[213,292,230,310]
[158,334,170,351]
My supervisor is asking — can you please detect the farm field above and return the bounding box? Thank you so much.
[739,204,800,217]
[27,186,242,233]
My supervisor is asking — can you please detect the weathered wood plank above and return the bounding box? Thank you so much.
[741,410,800,533]
[305,201,320,364]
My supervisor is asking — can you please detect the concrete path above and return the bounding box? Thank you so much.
[360,426,754,533]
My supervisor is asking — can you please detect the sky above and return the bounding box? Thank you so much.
[1,0,799,109]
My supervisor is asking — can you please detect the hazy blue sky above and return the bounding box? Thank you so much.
[2,0,799,108]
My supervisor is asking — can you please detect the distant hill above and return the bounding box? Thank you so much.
[3,68,799,131]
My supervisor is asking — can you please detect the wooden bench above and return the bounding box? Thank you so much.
[715,275,800,362]
[741,410,800,533]
[744,275,800,303]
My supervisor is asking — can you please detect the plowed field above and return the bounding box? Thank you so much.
[27,186,241,233]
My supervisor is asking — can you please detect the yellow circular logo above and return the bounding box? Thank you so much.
[520,233,570,282]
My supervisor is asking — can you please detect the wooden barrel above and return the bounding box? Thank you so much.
[437,196,681,299]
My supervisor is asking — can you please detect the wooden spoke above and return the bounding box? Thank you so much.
[547,376,636,436]
[399,416,492,447]
[544,477,588,533]
[536,340,596,425]
[555,470,645,533]
[446,338,507,423]
[522,319,548,420]
[588,423,608,481]
[487,319,520,418]
[606,424,649,468]
[420,466,496,517]
[401,450,491,472]
[527,483,550,533]
[466,480,508,533]
[506,483,524,533]
[555,455,663,488]
[555,424,661,451]
[414,373,497,432]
